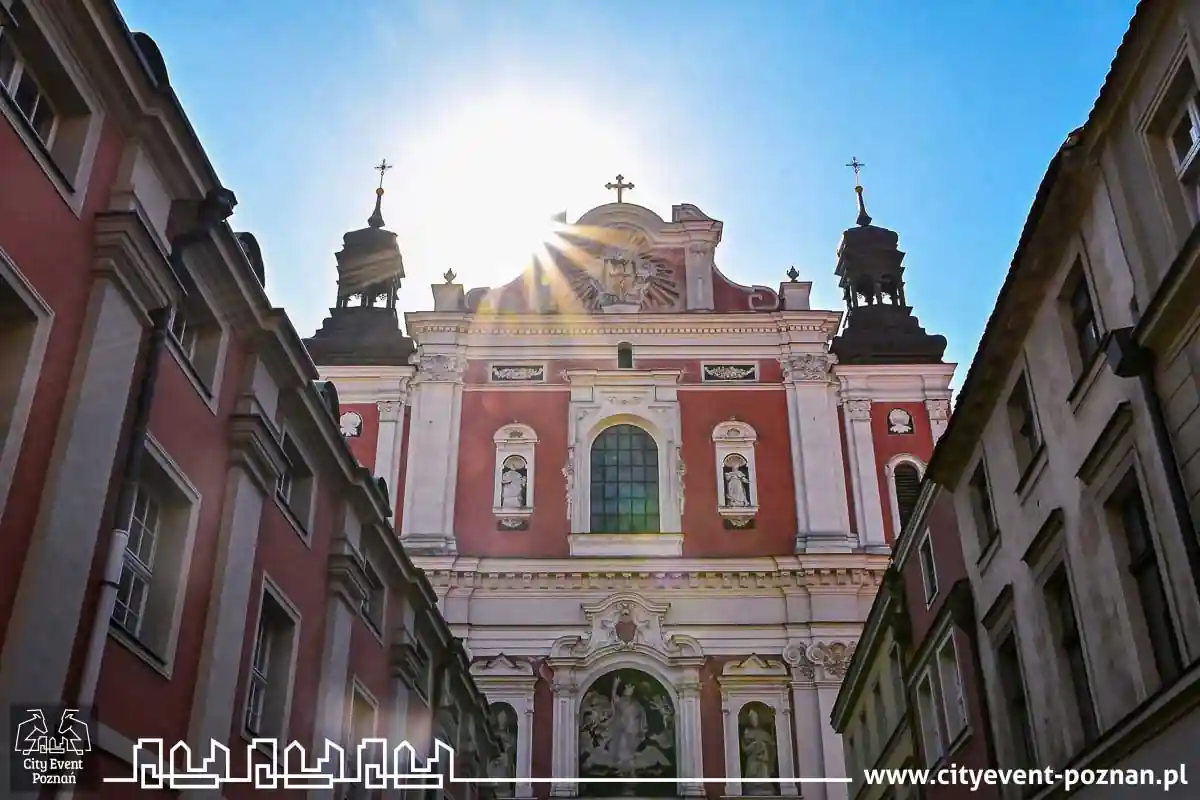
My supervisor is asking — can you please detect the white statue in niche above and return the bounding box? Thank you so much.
[740,706,778,796]
[723,454,751,507]
[500,456,528,508]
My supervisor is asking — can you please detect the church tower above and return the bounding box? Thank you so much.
[310,166,954,800]
[830,167,948,365]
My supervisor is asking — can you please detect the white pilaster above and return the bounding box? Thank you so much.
[925,398,950,445]
[374,398,407,518]
[0,279,142,760]
[677,669,706,797]
[782,354,852,552]
[684,242,715,311]
[549,672,578,797]
[815,685,848,800]
[186,467,267,749]
[400,351,465,554]
[841,398,887,551]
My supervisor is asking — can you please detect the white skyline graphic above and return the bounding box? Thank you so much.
[103,738,850,790]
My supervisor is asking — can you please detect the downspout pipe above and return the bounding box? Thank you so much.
[1105,327,1200,611]
[73,188,238,712]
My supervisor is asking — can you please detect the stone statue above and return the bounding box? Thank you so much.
[500,457,527,508]
[741,708,776,796]
[724,457,751,507]
[487,705,518,794]
[609,677,648,776]
[579,670,675,795]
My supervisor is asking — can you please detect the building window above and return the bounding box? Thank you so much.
[893,462,922,530]
[1168,86,1200,181]
[936,637,967,738]
[277,433,315,533]
[1006,373,1041,473]
[1045,566,1098,744]
[589,424,659,533]
[0,7,97,191]
[361,560,385,636]
[168,306,198,361]
[1110,473,1183,685]
[915,673,943,765]
[872,682,888,755]
[111,484,161,637]
[0,26,56,147]
[890,645,906,714]
[344,686,378,799]
[968,461,1000,551]
[165,285,224,396]
[996,633,1035,769]
[617,342,633,369]
[1064,261,1102,369]
[244,587,298,739]
[0,254,53,516]
[918,533,938,604]
[108,440,200,663]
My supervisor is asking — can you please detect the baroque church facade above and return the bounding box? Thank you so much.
[304,178,954,800]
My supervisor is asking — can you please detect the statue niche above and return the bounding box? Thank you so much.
[486,702,518,796]
[738,702,779,796]
[500,455,529,509]
[578,669,676,796]
[722,455,751,508]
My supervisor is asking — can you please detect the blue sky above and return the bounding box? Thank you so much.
[116,0,1137,380]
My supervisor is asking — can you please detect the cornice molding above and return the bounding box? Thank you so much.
[404,311,843,339]
[419,565,886,592]
[92,211,183,321]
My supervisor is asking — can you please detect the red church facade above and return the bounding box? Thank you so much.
[308,178,956,799]
[0,2,493,796]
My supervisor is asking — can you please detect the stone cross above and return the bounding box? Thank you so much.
[605,174,634,203]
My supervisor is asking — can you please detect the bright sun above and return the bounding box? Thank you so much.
[393,88,637,288]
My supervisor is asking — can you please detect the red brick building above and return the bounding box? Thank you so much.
[0,1,492,796]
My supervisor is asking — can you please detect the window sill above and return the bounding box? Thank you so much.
[924,588,939,610]
[976,532,1002,572]
[1014,445,1048,503]
[362,613,385,647]
[241,730,284,763]
[108,622,172,679]
[165,335,219,415]
[568,532,683,557]
[274,493,313,547]
[1066,347,1107,412]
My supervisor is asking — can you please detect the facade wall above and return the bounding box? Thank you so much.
[319,192,955,800]
[0,3,493,796]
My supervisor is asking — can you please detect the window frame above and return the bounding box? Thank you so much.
[0,247,54,522]
[588,423,661,534]
[0,28,58,149]
[1043,564,1099,747]
[967,458,1001,556]
[1006,371,1043,476]
[275,430,317,542]
[915,671,944,766]
[106,435,201,677]
[0,5,103,215]
[994,630,1037,770]
[918,531,939,606]
[360,556,386,639]
[885,454,925,539]
[242,576,302,742]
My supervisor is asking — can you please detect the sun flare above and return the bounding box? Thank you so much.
[393,88,637,288]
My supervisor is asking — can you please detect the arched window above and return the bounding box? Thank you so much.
[590,424,659,533]
[894,462,922,530]
[617,342,633,369]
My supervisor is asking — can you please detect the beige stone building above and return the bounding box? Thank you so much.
[924,0,1200,794]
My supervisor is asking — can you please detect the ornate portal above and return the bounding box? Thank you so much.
[578,669,676,796]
